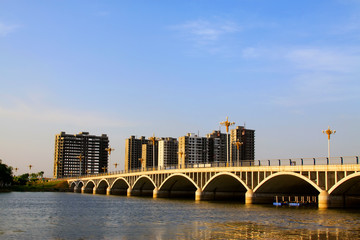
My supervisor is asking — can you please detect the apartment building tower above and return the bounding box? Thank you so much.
[54,132,109,178]
[206,130,227,163]
[158,137,178,169]
[230,126,255,163]
[125,136,149,171]
[178,133,209,167]
[142,141,158,169]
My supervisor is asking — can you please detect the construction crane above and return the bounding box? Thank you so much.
[220,116,235,165]
[149,133,159,170]
[233,141,243,166]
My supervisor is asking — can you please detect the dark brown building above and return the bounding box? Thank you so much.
[54,132,109,178]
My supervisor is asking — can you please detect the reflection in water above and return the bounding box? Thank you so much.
[0,192,360,239]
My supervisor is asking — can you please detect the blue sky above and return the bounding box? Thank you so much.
[1,1,359,176]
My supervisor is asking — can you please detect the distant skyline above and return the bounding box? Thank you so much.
[1,1,360,177]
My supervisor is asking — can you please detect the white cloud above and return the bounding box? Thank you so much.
[286,48,360,73]
[0,22,19,36]
[172,19,241,45]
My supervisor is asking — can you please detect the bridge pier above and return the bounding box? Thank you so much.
[245,189,254,204]
[153,187,170,198]
[127,187,132,197]
[106,187,111,195]
[195,189,202,201]
[81,186,85,194]
[318,190,329,209]
[93,187,97,195]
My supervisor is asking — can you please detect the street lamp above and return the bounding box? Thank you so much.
[105,146,115,171]
[233,140,243,166]
[149,134,159,170]
[77,154,83,176]
[113,163,118,169]
[220,117,235,166]
[138,158,145,170]
[322,126,336,163]
[102,166,107,173]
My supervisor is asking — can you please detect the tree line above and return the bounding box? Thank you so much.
[0,159,45,188]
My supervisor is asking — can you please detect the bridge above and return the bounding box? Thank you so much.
[67,156,360,208]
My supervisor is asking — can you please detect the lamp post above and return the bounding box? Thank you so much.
[233,140,243,166]
[102,166,107,173]
[138,158,144,170]
[149,134,158,170]
[113,163,118,169]
[220,117,235,166]
[322,126,336,163]
[77,154,83,176]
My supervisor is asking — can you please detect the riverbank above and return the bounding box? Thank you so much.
[7,180,69,192]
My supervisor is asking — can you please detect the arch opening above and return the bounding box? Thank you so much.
[202,174,248,201]
[132,176,156,197]
[83,181,95,194]
[253,173,320,205]
[74,182,83,193]
[158,174,198,199]
[96,180,109,194]
[111,178,130,195]
[329,174,360,208]
[69,182,76,192]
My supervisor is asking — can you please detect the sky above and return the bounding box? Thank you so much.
[1,0,360,177]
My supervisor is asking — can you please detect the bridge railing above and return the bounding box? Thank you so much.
[59,156,359,180]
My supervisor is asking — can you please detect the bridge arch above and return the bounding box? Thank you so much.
[253,172,322,204]
[329,172,360,195]
[73,181,84,193]
[96,179,110,194]
[83,180,96,194]
[157,173,199,199]
[69,181,76,192]
[131,175,156,196]
[110,177,130,195]
[202,172,249,201]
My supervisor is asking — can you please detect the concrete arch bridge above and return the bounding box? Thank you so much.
[68,157,360,208]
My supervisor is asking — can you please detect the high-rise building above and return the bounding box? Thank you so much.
[54,132,109,178]
[178,133,209,167]
[142,141,158,169]
[206,130,227,163]
[125,136,148,171]
[158,138,178,169]
[230,126,255,163]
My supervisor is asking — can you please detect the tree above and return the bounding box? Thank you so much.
[0,159,13,188]
[13,173,29,185]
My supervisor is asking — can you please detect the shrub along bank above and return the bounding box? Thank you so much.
[11,180,69,192]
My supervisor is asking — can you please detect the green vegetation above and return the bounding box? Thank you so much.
[0,159,13,189]
[0,159,69,192]
[11,179,69,192]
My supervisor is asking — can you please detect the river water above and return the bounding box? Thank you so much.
[1,192,360,239]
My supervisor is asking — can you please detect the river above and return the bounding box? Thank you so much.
[1,192,360,239]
